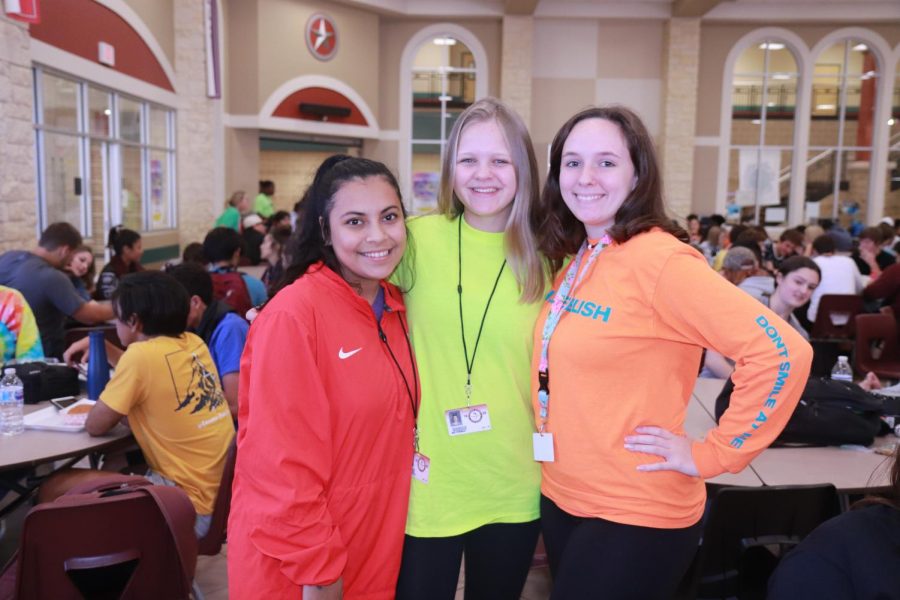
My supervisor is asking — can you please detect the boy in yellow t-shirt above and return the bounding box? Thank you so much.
[45,272,234,537]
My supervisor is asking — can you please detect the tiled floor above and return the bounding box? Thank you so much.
[195,545,553,599]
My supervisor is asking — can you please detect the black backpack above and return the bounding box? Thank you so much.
[2,362,80,405]
[715,376,896,447]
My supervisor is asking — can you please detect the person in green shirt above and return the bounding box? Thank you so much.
[254,180,275,218]
[394,97,550,600]
[214,190,250,231]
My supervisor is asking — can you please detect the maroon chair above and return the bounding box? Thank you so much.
[197,436,237,556]
[854,313,900,379]
[810,294,864,340]
[4,475,197,600]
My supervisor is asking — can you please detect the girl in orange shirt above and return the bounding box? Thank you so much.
[533,106,812,598]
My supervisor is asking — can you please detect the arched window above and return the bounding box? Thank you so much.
[807,38,880,224]
[399,25,487,214]
[408,36,476,213]
[727,39,799,226]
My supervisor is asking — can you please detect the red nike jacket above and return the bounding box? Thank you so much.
[228,264,417,599]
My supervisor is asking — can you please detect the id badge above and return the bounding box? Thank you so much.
[445,404,492,436]
[533,432,555,462]
[412,452,430,484]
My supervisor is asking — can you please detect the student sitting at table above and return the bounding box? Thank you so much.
[768,442,900,599]
[46,271,235,538]
[168,262,249,417]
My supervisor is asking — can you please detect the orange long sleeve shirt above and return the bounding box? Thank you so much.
[533,231,812,529]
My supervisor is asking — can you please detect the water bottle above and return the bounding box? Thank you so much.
[830,355,853,383]
[0,367,25,436]
[87,330,111,400]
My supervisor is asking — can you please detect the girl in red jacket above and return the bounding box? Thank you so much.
[228,156,418,600]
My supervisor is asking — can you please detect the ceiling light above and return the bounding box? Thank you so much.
[759,42,785,50]
[772,73,791,80]
[103,108,111,116]
[438,95,452,102]
[889,118,896,126]
[767,102,776,107]
[433,36,457,46]
[817,104,835,110]
[752,119,761,125]
[853,43,868,51]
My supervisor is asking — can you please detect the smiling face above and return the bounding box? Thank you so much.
[776,267,820,309]
[452,119,517,232]
[67,250,93,277]
[558,118,637,239]
[327,175,406,301]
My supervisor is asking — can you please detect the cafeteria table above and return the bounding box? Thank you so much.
[0,402,133,518]
[690,377,894,496]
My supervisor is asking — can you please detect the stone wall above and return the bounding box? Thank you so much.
[660,18,700,221]
[0,16,37,252]
[174,0,221,247]
[500,16,533,129]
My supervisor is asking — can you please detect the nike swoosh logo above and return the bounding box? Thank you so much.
[338,347,362,359]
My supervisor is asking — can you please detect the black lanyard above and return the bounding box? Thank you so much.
[457,216,506,405]
[378,311,420,437]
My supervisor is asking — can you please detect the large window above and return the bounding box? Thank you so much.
[728,40,799,226]
[33,68,176,251]
[409,35,477,214]
[807,39,879,223]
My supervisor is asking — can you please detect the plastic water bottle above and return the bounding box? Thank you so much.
[0,367,25,436]
[830,355,853,383]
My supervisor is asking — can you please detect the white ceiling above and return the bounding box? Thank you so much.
[332,0,900,21]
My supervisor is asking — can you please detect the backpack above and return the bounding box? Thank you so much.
[715,376,894,447]
[1,361,79,404]
[210,271,252,319]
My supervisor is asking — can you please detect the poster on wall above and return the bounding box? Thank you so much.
[412,171,439,215]
[150,159,164,225]
[737,148,781,207]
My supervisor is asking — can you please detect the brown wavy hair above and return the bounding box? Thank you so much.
[537,105,687,272]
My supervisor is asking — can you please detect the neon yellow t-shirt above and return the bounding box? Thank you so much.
[254,193,274,218]
[396,215,542,537]
[100,333,234,514]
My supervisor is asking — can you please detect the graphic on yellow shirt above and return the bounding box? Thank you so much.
[175,353,226,415]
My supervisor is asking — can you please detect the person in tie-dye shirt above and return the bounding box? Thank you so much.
[0,285,44,362]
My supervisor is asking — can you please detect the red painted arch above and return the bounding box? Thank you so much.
[272,87,368,126]
[31,0,174,92]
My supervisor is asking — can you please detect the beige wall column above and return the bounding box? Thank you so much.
[500,15,533,128]
[0,17,36,251]
[174,0,220,246]
[660,18,700,220]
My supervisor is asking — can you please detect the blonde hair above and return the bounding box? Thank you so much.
[437,97,547,302]
[228,190,246,209]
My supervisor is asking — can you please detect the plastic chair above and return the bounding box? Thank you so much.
[809,294,864,340]
[677,484,840,600]
[197,436,237,556]
[6,475,197,599]
[854,313,900,379]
